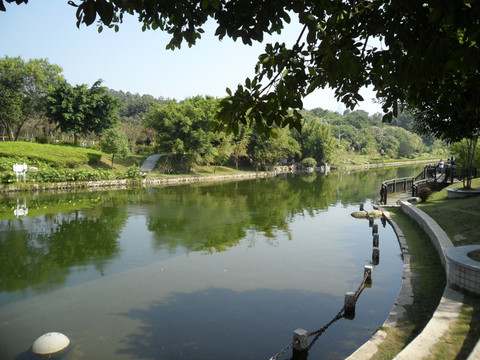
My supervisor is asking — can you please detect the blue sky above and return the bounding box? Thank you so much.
[1,1,383,114]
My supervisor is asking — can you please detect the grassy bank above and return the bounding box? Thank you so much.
[371,208,446,360]
[416,178,480,359]
[417,178,480,247]
[376,180,480,359]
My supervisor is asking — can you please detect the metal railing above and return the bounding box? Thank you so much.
[379,164,461,204]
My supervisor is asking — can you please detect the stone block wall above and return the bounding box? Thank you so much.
[446,245,480,295]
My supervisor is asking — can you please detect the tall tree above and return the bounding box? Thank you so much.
[7,0,472,135]
[5,1,479,140]
[413,97,480,188]
[248,126,301,170]
[145,96,220,166]
[46,80,120,145]
[100,126,130,169]
[0,56,63,140]
[294,115,336,164]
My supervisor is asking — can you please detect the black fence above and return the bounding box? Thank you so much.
[379,164,461,204]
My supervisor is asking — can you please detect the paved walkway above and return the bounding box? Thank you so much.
[140,154,165,171]
[348,198,479,359]
[384,191,413,206]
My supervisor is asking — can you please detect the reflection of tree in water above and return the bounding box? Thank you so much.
[116,287,345,360]
[332,164,426,205]
[146,175,336,252]
[0,204,128,293]
[146,166,425,253]
[0,166,425,293]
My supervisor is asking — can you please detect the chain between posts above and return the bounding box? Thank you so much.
[268,269,370,360]
[307,306,345,350]
[354,270,370,300]
[269,342,294,360]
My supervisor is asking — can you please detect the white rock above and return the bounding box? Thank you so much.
[31,332,70,356]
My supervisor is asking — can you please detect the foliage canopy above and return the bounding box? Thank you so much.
[0,56,63,140]
[46,79,121,145]
[3,0,478,138]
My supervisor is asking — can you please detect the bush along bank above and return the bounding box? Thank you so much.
[1,164,143,186]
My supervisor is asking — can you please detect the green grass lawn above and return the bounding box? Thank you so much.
[0,141,103,168]
[417,178,480,246]
[371,208,445,360]
[376,179,480,359]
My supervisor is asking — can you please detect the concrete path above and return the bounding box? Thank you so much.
[348,199,479,360]
[385,192,414,206]
[140,154,165,171]
[393,286,464,359]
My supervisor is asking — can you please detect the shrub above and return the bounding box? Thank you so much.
[301,157,317,168]
[35,136,50,144]
[418,187,433,202]
[135,144,155,155]
[0,142,103,168]
[125,165,142,179]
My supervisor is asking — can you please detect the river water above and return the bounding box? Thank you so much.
[0,165,424,360]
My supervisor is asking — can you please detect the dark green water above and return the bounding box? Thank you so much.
[0,165,424,360]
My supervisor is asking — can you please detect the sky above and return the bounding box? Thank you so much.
[1,1,383,114]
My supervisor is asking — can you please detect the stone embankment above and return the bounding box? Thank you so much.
[347,200,480,360]
[0,165,309,193]
[331,158,438,171]
[0,171,279,193]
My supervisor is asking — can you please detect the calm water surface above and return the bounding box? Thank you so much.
[0,165,424,360]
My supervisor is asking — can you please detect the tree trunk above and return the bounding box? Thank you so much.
[111,154,115,169]
[465,135,478,189]
[73,133,78,146]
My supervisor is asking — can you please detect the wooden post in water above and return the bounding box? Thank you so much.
[373,234,379,247]
[369,216,374,227]
[292,328,309,359]
[364,265,373,285]
[372,247,380,265]
[344,292,356,320]
[372,224,378,235]
[360,203,364,211]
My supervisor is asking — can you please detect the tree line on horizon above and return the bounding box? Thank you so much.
[1,1,479,186]
[0,55,470,173]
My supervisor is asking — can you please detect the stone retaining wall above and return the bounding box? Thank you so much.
[331,158,438,171]
[399,200,453,267]
[399,200,480,296]
[446,245,480,295]
[0,171,274,193]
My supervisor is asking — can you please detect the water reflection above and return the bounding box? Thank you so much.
[0,204,127,294]
[0,165,424,299]
[0,165,426,360]
[14,197,28,217]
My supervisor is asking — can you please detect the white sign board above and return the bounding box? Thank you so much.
[13,163,27,182]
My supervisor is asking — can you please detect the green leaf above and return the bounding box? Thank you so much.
[97,0,113,25]
[382,112,393,123]
[83,0,97,26]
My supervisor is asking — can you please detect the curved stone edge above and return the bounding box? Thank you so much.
[393,286,463,360]
[346,200,479,360]
[0,171,276,193]
[345,209,413,360]
[386,201,473,359]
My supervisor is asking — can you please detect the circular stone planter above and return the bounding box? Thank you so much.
[446,188,480,199]
[446,245,480,295]
[31,332,70,357]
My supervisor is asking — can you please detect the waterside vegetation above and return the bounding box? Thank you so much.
[375,180,480,359]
